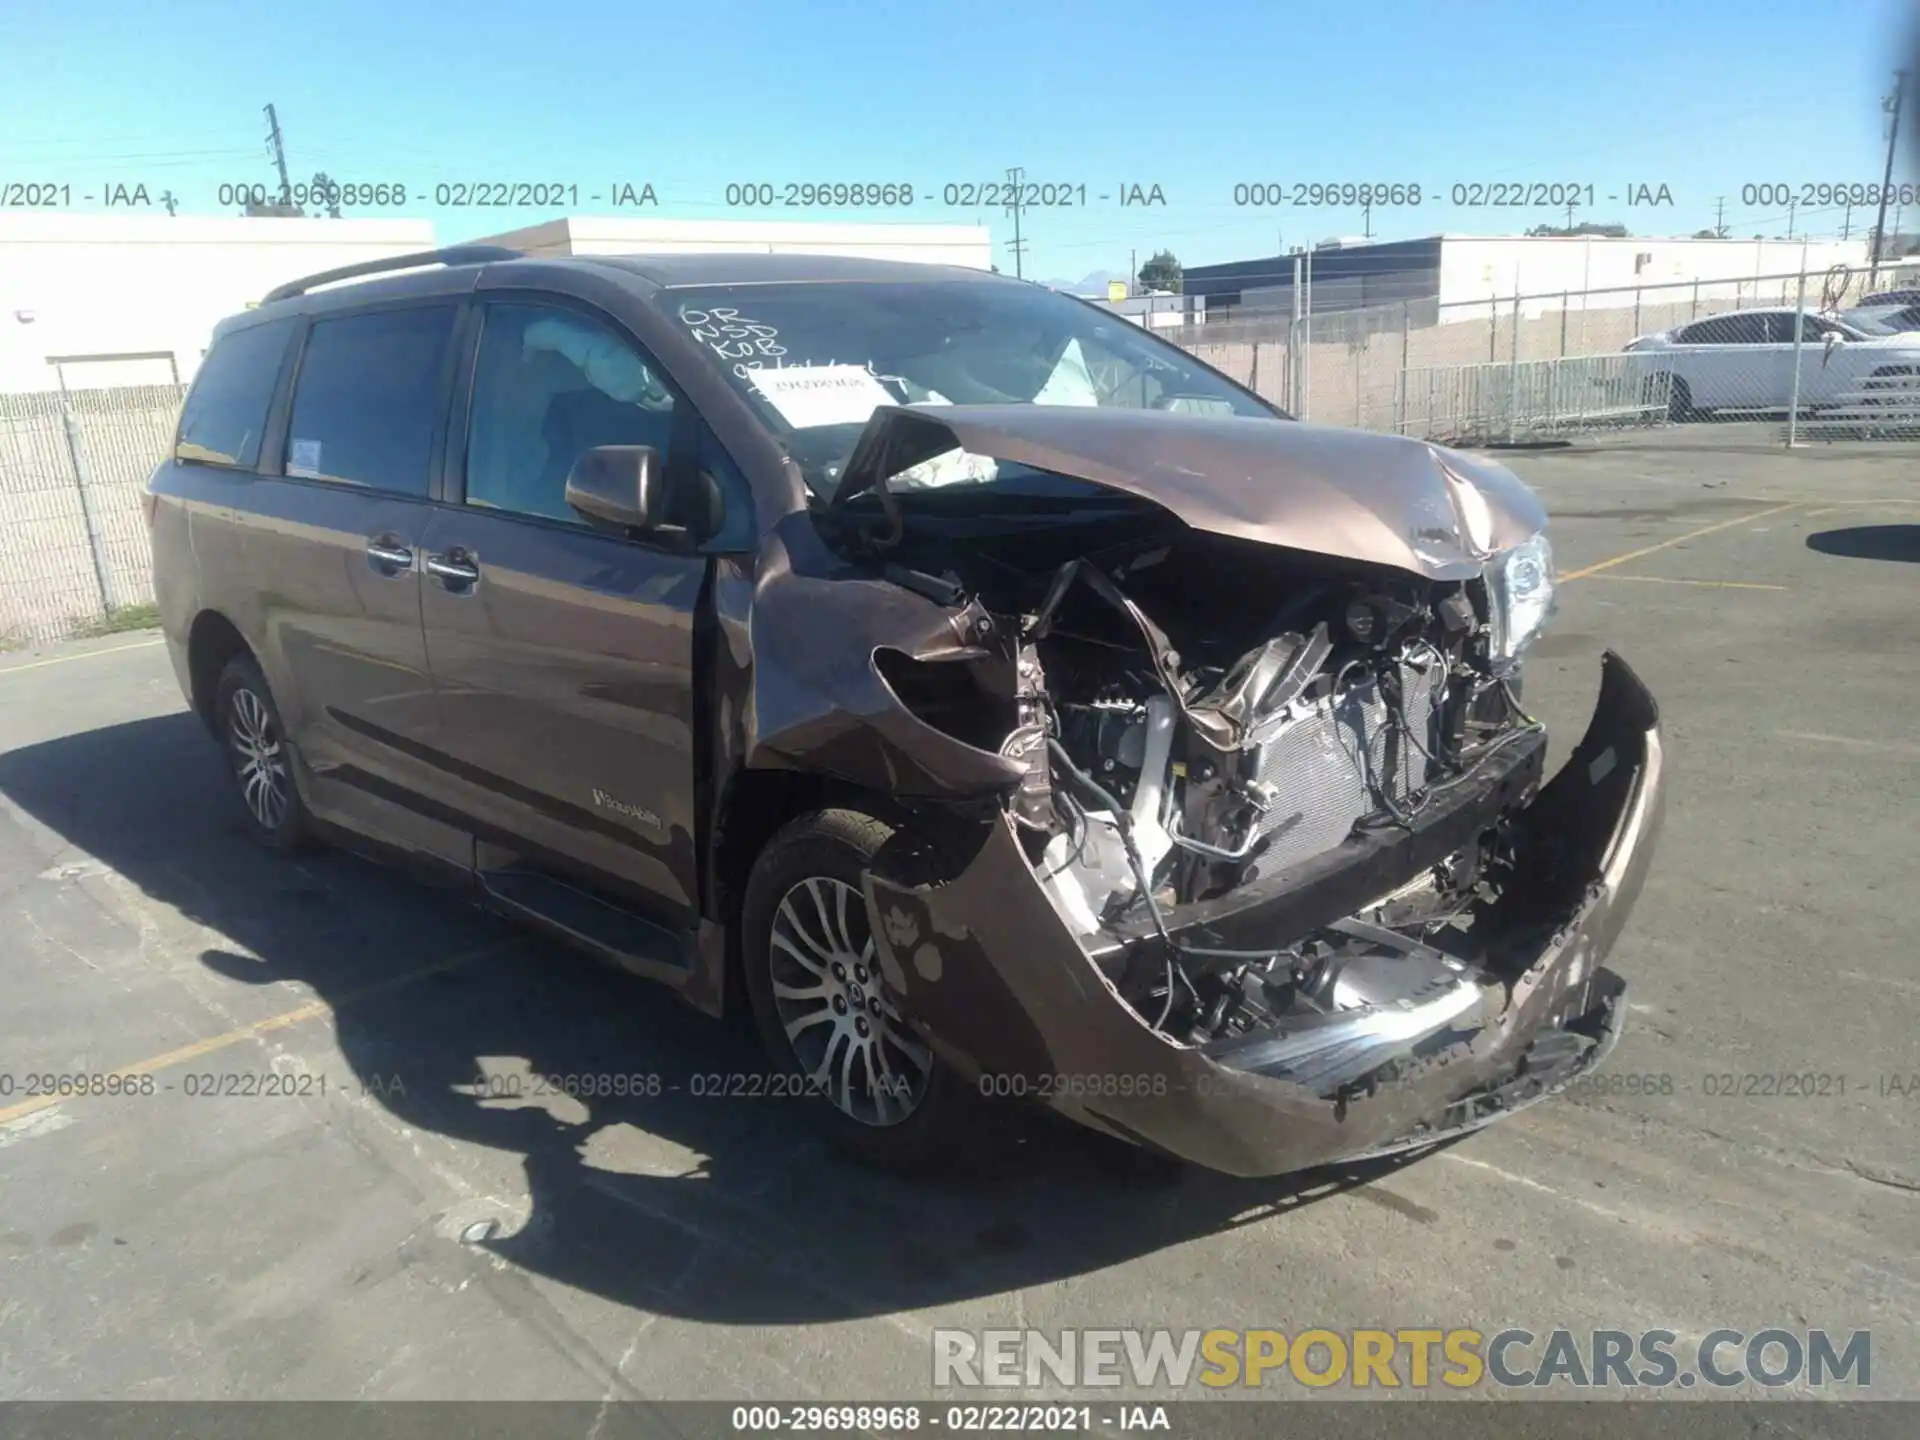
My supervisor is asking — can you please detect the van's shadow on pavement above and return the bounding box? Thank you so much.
[1806,525,1920,565]
[0,712,1436,1326]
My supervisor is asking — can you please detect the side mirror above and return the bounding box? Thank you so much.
[565,445,660,530]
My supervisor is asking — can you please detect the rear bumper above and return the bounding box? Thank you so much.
[863,651,1666,1178]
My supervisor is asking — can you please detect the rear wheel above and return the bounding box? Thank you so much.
[213,654,310,851]
[740,808,973,1172]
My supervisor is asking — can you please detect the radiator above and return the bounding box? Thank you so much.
[1247,661,1445,872]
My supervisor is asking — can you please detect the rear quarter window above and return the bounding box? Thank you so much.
[175,318,295,468]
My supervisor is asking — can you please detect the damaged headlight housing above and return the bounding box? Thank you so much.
[1487,531,1555,673]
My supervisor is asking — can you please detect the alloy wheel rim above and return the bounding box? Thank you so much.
[768,875,931,1127]
[228,687,289,831]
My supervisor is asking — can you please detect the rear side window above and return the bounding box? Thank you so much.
[175,318,294,468]
[285,305,457,497]
[1678,313,1771,345]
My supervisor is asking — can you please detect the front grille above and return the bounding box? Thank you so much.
[1248,661,1445,872]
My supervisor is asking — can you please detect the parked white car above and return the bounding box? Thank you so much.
[1624,308,1920,418]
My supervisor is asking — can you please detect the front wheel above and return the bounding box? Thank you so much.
[213,654,311,851]
[740,808,975,1172]
[1664,374,1695,422]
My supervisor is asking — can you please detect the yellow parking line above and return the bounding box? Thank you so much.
[1584,574,1788,591]
[0,937,519,1128]
[0,637,164,676]
[1560,502,1805,582]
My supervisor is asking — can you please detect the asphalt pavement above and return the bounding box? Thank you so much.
[0,428,1915,1427]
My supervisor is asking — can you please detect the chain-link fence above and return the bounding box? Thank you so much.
[0,384,186,650]
[1165,261,1920,445]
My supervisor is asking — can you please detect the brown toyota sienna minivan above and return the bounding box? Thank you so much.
[148,246,1665,1176]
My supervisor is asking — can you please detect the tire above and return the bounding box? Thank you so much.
[1665,375,1694,422]
[213,654,311,852]
[740,807,975,1173]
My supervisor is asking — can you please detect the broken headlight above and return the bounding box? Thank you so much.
[1487,532,1555,673]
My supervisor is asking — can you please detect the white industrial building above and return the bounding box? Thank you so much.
[1434,234,1876,320]
[0,215,994,394]
[0,214,438,392]
[461,216,993,271]
[1097,291,1206,331]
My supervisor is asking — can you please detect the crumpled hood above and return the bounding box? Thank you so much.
[832,404,1548,580]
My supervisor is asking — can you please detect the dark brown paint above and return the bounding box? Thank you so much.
[834,403,1549,580]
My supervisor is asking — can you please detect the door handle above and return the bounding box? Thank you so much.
[365,537,414,575]
[425,550,481,591]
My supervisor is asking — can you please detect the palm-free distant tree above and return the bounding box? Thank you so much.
[309,172,342,218]
[1137,250,1182,294]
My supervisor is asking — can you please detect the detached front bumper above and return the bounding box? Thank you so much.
[863,652,1666,1178]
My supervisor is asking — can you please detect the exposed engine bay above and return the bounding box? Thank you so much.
[858,502,1557,1100]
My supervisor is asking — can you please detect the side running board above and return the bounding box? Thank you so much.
[478,867,694,985]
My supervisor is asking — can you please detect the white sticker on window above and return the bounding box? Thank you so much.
[749,364,896,430]
[288,438,322,477]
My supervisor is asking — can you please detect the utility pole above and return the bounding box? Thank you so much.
[1129,247,1136,297]
[1869,68,1908,287]
[264,103,294,210]
[1786,197,1796,239]
[160,190,178,217]
[1842,198,1853,241]
[1564,198,1577,231]
[1713,196,1727,239]
[1362,200,1373,239]
[1004,165,1027,280]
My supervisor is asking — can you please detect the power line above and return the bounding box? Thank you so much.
[0,146,258,164]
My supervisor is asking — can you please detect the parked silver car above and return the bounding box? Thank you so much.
[1624,308,1920,418]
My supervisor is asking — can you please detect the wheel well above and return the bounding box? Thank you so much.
[708,769,900,1014]
[713,770,863,920]
[186,611,251,732]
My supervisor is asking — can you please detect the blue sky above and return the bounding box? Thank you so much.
[2,0,1915,280]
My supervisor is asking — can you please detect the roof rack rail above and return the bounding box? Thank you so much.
[261,244,523,304]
